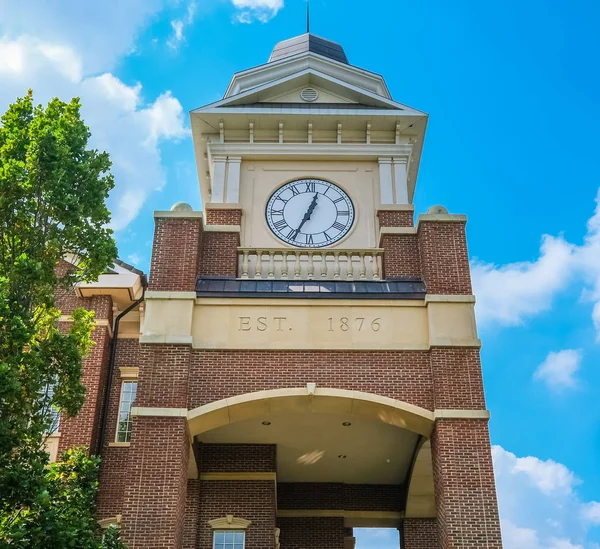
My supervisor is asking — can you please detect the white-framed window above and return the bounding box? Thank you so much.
[213,531,245,549]
[44,383,60,433]
[116,380,137,442]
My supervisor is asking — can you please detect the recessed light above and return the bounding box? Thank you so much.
[338,455,347,459]
[342,422,351,427]
[262,421,271,426]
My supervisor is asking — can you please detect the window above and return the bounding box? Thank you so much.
[43,383,60,433]
[116,381,137,442]
[213,531,245,549]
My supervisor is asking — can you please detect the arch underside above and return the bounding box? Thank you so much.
[187,387,436,521]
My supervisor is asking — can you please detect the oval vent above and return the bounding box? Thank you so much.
[300,88,319,102]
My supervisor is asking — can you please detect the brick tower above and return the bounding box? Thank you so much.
[58,32,503,549]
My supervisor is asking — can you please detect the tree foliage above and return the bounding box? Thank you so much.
[0,91,118,544]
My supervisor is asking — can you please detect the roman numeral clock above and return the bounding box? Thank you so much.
[266,178,355,247]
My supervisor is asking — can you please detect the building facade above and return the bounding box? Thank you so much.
[50,33,504,549]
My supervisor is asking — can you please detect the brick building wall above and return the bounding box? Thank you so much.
[401,519,438,549]
[277,483,403,512]
[377,210,414,228]
[97,339,139,519]
[277,517,346,549]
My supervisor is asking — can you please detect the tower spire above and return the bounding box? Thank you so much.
[306,0,310,34]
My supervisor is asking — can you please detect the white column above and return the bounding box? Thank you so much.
[378,157,393,205]
[226,156,241,203]
[211,156,227,203]
[393,157,409,204]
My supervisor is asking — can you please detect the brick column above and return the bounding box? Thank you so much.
[377,208,422,279]
[121,345,192,549]
[57,295,113,455]
[400,519,438,549]
[199,206,242,278]
[417,214,471,294]
[149,210,203,292]
[431,419,502,549]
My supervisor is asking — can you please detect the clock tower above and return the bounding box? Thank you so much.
[96,32,504,549]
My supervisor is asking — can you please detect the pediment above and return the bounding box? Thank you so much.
[193,67,424,115]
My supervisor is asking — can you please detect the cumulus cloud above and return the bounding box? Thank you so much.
[0,2,189,231]
[232,0,284,23]
[534,349,583,390]
[493,446,599,548]
[167,2,197,50]
[473,189,600,338]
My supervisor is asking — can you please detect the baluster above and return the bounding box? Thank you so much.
[372,252,381,280]
[281,252,289,279]
[333,252,341,279]
[359,252,367,279]
[294,252,301,279]
[241,250,249,279]
[268,251,275,279]
[307,251,315,279]
[346,252,354,280]
[321,252,328,278]
[254,250,263,279]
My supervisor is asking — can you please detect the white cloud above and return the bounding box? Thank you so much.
[167,2,196,50]
[232,0,284,23]
[493,446,598,548]
[471,235,574,327]
[473,189,600,338]
[582,502,600,524]
[0,2,189,231]
[534,349,583,390]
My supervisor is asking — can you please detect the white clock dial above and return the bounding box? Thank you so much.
[266,179,355,248]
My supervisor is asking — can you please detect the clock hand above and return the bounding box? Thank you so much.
[293,193,319,239]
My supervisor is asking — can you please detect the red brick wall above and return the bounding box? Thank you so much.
[401,519,438,549]
[277,517,346,549]
[188,350,433,411]
[205,208,242,225]
[122,416,190,549]
[431,348,486,410]
[431,419,502,549]
[417,221,472,295]
[199,444,276,472]
[149,216,203,291]
[381,235,421,279]
[97,339,140,520]
[377,210,414,227]
[198,480,276,549]
[277,483,402,512]
[198,232,239,277]
[183,480,200,549]
[58,321,111,455]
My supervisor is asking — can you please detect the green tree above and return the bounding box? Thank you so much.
[102,525,128,549]
[0,91,118,544]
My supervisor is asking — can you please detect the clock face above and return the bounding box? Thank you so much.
[266,179,355,248]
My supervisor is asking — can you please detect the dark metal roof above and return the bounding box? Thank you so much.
[221,102,398,110]
[196,277,426,299]
[269,34,349,64]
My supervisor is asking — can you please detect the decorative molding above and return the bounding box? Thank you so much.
[434,410,491,420]
[139,334,193,345]
[208,142,413,160]
[376,204,415,211]
[119,367,139,379]
[425,295,476,303]
[416,213,467,226]
[98,515,122,529]
[200,472,276,481]
[108,442,131,448]
[203,225,241,233]
[145,291,197,300]
[208,515,252,530]
[154,210,203,219]
[130,407,188,418]
[205,202,242,210]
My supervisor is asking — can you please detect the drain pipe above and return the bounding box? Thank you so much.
[96,275,147,456]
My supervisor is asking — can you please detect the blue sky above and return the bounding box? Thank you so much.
[1,1,600,547]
